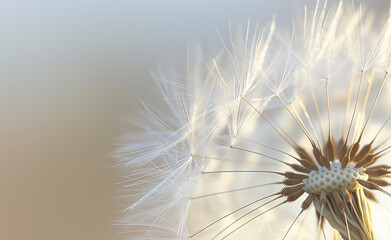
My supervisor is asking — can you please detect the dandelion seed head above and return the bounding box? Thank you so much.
[118,1,391,239]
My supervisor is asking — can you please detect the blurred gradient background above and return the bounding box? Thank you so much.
[0,0,387,239]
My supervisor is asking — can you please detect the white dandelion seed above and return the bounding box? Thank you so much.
[116,1,391,239]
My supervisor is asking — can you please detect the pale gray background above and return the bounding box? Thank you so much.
[0,0,387,239]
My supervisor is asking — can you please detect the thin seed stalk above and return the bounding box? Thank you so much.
[313,187,376,240]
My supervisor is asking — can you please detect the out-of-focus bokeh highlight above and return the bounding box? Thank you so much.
[0,0,387,239]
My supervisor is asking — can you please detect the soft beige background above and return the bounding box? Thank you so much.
[0,1,387,240]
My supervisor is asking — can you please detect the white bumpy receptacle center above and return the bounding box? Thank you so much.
[302,162,368,194]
